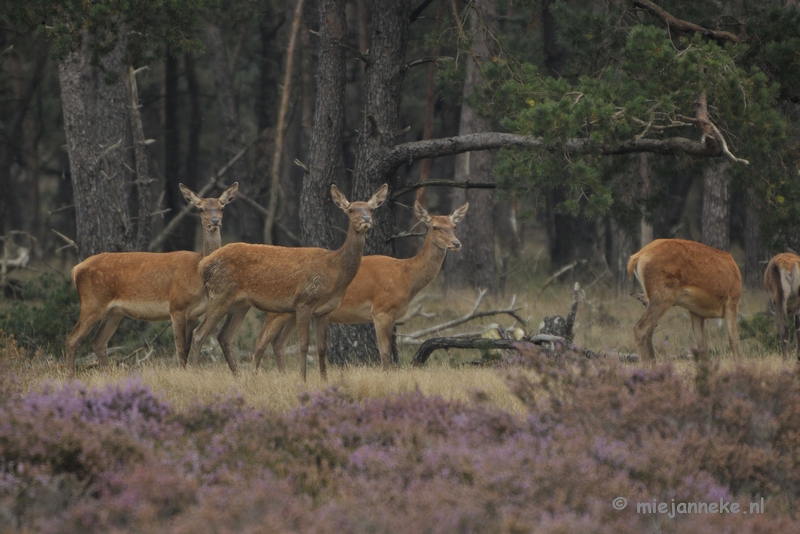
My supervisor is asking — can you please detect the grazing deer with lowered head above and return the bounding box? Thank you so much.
[186,183,388,380]
[764,252,800,360]
[253,200,469,372]
[627,238,741,362]
[64,183,239,373]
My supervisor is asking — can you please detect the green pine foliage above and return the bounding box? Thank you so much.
[475,1,797,242]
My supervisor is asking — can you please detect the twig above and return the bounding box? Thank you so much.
[538,260,586,294]
[402,290,526,340]
[564,282,581,344]
[51,229,78,252]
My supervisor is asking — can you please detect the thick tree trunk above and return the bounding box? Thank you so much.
[325,0,410,366]
[59,37,138,259]
[608,217,636,296]
[301,0,346,251]
[162,48,194,252]
[443,0,499,295]
[205,23,260,243]
[701,161,730,250]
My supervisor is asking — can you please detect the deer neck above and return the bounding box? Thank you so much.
[202,228,222,257]
[331,224,368,287]
[406,231,448,295]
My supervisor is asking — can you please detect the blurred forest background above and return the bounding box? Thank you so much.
[1,0,799,363]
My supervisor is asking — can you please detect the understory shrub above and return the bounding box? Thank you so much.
[1,357,799,532]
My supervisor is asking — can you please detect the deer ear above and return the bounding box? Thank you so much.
[219,182,239,205]
[368,184,389,209]
[180,183,203,207]
[450,202,469,224]
[331,184,350,210]
[414,201,431,224]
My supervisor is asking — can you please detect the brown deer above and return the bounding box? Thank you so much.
[186,183,388,380]
[764,252,800,360]
[64,183,239,373]
[253,200,469,372]
[627,238,741,362]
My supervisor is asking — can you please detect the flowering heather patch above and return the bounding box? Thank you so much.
[1,357,799,532]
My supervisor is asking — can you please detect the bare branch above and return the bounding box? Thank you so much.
[634,0,741,43]
[381,131,736,175]
[404,56,454,71]
[400,290,527,340]
[390,179,496,200]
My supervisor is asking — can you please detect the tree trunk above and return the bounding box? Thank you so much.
[324,0,410,366]
[162,48,194,252]
[183,52,203,249]
[701,160,730,250]
[59,36,138,259]
[443,0,499,295]
[744,189,764,288]
[608,217,636,296]
[301,0,347,251]
[204,23,260,243]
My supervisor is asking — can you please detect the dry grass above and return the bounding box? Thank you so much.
[3,280,794,415]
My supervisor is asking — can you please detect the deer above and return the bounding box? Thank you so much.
[627,238,742,362]
[252,200,469,373]
[186,183,388,381]
[64,182,239,373]
[763,252,800,360]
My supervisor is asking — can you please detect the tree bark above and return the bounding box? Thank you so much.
[744,189,764,288]
[205,23,260,243]
[183,52,203,249]
[162,48,194,252]
[324,0,411,366]
[301,0,347,251]
[59,36,138,259]
[444,0,499,295]
[701,160,731,250]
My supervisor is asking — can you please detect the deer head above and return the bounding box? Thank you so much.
[414,201,469,251]
[331,183,388,233]
[180,182,239,232]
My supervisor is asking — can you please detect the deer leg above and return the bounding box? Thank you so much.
[216,301,250,375]
[723,299,741,360]
[172,313,189,366]
[295,307,313,382]
[313,313,330,381]
[633,299,673,363]
[185,318,198,359]
[65,307,106,374]
[89,309,124,367]
[373,313,395,371]
[794,307,800,362]
[271,314,297,372]
[689,312,707,355]
[253,313,293,372]
[188,296,236,367]
[773,298,790,359]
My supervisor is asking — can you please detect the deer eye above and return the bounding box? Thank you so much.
[433,226,439,230]
[199,208,204,212]
[348,208,353,213]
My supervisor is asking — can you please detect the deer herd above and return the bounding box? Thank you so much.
[65,183,800,378]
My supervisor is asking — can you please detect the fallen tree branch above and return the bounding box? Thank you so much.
[399,290,526,341]
[411,338,540,366]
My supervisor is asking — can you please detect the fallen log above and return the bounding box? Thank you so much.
[411,338,544,366]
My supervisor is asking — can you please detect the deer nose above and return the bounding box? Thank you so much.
[210,216,221,226]
[362,215,371,223]
[452,240,461,249]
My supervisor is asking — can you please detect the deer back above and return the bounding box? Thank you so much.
[765,253,800,311]
[628,239,741,315]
